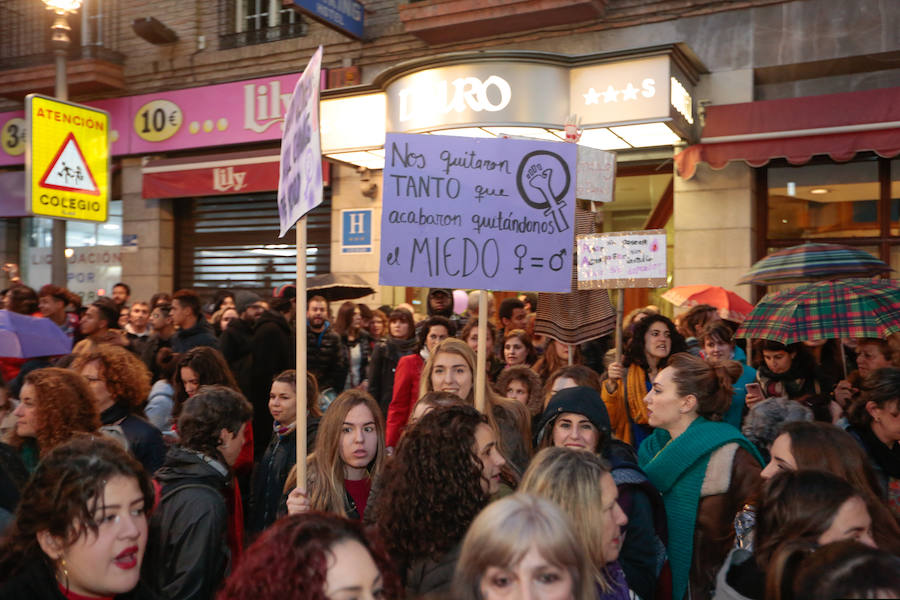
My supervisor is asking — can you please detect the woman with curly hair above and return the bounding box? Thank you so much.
[372,405,506,597]
[0,436,156,599]
[285,389,385,521]
[604,314,687,446]
[532,339,583,385]
[72,345,165,474]
[495,365,543,419]
[218,512,402,600]
[421,337,532,473]
[7,368,101,472]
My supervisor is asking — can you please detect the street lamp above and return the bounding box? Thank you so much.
[42,0,82,286]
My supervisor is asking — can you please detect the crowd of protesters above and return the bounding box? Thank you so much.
[0,280,896,600]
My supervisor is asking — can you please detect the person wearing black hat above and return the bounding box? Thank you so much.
[420,288,462,332]
[537,386,671,600]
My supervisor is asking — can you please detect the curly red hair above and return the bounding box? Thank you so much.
[217,512,401,600]
[8,368,100,456]
[72,345,151,412]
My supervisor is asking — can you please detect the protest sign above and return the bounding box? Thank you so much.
[576,146,616,203]
[576,229,668,289]
[277,46,323,238]
[379,133,577,293]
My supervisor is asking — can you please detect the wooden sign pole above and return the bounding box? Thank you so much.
[295,218,308,487]
[474,290,488,414]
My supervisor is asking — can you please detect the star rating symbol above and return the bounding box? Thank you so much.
[601,85,619,103]
[583,88,601,105]
[622,83,640,101]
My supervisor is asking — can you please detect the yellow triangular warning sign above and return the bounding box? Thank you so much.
[39,132,100,196]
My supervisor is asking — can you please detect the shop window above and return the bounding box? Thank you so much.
[761,155,898,279]
[174,192,331,292]
[767,160,880,239]
[218,0,306,50]
[19,200,123,304]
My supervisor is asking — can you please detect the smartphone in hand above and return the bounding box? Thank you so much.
[745,382,762,396]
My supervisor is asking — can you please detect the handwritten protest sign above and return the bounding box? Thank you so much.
[277,46,323,237]
[576,229,667,289]
[379,133,576,292]
[576,146,616,203]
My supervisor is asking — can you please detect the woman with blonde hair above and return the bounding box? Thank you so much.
[453,493,594,600]
[520,447,631,599]
[421,337,532,473]
[285,389,385,521]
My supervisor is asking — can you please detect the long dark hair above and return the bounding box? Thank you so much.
[172,346,238,417]
[0,436,154,580]
[624,314,686,370]
[755,470,863,569]
[373,405,489,569]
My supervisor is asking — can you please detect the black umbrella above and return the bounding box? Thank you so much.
[306,273,375,302]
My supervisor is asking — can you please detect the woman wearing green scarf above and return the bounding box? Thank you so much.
[638,353,763,600]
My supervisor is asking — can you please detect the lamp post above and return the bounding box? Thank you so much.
[42,0,82,286]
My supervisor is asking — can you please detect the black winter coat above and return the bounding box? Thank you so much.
[101,403,166,474]
[0,559,160,599]
[143,447,231,600]
[367,337,417,416]
[220,318,254,395]
[306,321,346,393]
[171,318,220,354]
[248,310,294,456]
[248,428,297,536]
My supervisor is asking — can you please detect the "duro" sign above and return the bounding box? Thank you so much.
[397,75,512,123]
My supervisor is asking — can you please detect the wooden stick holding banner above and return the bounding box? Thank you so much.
[577,229,668,367]
[474,290,489,413]
[295,220,308,483]
[275,46,324,485]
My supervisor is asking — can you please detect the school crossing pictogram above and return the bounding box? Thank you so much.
[38,132,100,195]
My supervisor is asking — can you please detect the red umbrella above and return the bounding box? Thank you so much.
[661,284,754,322]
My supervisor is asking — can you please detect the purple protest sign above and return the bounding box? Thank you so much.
[380,133,576,292]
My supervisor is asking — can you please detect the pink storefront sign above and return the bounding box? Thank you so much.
[0,70,323,167]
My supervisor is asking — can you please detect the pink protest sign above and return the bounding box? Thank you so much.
[0,69,322,167]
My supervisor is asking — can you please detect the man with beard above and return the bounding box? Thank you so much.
[306,295,346,408]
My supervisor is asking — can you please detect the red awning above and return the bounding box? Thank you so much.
[142,149,331,199]
[674,86,900,179]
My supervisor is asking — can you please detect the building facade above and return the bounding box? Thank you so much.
[0,0,897,308]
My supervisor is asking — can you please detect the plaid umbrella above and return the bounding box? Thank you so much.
[661,284,754,322]
[735,278,900,345]
[738,243,891,285]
